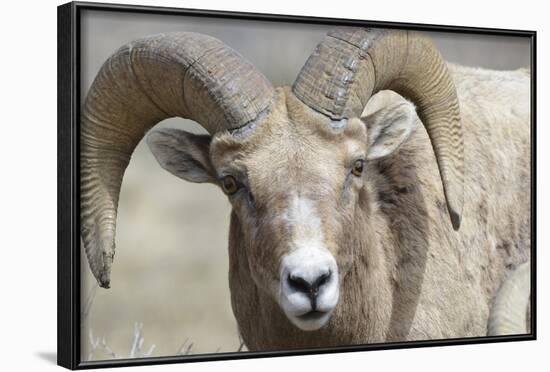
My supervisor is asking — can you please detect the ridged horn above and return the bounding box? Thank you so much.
[488,261,531,336]
[293,28,464,229]
[81,32,274,288]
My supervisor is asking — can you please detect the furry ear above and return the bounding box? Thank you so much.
[146,128,216,183]
[361,100,417,160]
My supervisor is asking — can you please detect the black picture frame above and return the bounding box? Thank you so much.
[57,1,537,369]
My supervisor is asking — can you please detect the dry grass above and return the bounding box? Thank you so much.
[87,323,156,360]
[83,283,247,361]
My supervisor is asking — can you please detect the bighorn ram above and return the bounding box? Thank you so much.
[81,28,531,349]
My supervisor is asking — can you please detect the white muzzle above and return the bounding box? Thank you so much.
[279,247,339,331]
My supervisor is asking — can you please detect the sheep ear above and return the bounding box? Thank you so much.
[146,128,216,183]
[361,101,417,160]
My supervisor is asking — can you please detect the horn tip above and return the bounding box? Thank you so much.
[442,173,463,231]
[449,208,461,230]
[83,232,114,289]
[99,281,111,289]
[98,250,114,289]
[98,272,111,289]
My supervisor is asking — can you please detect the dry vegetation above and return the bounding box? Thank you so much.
[82,284,246,361]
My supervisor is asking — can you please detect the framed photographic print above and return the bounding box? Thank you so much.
[57,1,536,369]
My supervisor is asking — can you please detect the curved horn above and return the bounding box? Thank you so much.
[488,261,531,335]
[293,28,463,230]
[81,32,274,288]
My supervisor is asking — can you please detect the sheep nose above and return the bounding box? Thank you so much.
[287,270,332,308]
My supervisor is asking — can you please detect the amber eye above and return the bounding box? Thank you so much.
[221,175,239,195]
[352,159,364,177]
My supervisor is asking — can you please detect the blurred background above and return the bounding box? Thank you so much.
[80,9,530,361]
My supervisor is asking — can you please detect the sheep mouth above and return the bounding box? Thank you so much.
[296,310,328,321]
[287,309,334,331]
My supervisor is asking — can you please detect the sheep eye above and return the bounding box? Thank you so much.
[221,175,239,195]
[352,159,364,177]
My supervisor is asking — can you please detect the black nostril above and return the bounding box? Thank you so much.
[288,270,332,296]
[288,274,312,293]
[313,270,332,290]
[288,271,332,312]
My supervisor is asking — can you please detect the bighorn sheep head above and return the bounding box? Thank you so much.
[81,28,464,331]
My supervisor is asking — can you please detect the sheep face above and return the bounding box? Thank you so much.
[147,88,416,331]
